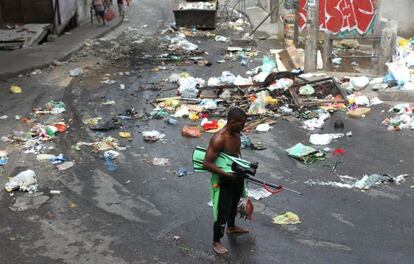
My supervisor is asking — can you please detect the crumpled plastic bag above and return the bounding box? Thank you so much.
[387,61,411,85]
[248,91,269,115]
[200,99,217,110]
[350,76,370,90]
[273,212,301,225]
[260,56,277,73]
[253,72,270,83]
[170,36,198,51]
[142,130,165,142]
[5,170,39,192]
[220,71,236,84]
[268,78,294,91]
[299,84,315,95]
[10,85,22,94]
[177,76,204,99]
[207,77,221,86]
[234,75,253,86]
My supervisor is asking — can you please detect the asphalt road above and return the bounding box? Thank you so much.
[0,0,414,263]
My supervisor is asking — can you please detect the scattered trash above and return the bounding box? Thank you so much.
[182,126,202,138]
[350,76,370,90]
[102,100,116,105]
[256,123,271,132]
[299,84,315,95]
[309,133,344,146]
[215,35,228,42]
[303,111,330,130]
[305,174,410,190]
[0,150,8,166]
[152,158,170,166]
[332,58,342,65]
[10,85,22,94]
[142,130,166,142]
[248,188,272,200]
[332,148,346,156]
[273,212,301,225]
[370,97,383,106]
[346,107,370,118]
[382,104,414,131]
[201,119,219,131]
[49,154,65,164]
[56,161,75,171]
[286,143,325,164]
[174,167,194,177]
[164,118,178,125]
[69,68,83,77]
[260,56,277,73]
[5,169,39,192]
[119,131,132,139]
[102,150,120,172]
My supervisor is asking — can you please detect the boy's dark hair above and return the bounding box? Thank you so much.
[227,107,247,121]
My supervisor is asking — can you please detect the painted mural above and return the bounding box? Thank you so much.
[298,0,378,34]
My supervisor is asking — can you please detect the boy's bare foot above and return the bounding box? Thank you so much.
[212,241,228,254]
[226,226,249,234]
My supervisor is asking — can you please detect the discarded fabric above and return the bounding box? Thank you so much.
[286,143,325,164]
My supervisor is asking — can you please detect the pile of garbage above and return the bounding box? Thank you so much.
[382,103,414,131]
[1,100,68,155]
[384,37,414,90]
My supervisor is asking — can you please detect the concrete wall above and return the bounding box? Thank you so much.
[77,0,91,26]
[257,0,271,12]
[381,0,414,37]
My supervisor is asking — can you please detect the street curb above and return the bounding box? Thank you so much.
[0,18,123,80]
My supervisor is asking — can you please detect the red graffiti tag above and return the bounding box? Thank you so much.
[298,0,376,34]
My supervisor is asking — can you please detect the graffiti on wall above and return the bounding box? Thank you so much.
[298,0,377,34]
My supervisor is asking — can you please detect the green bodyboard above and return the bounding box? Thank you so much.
[193,146,250,221]
[192,146,252,172]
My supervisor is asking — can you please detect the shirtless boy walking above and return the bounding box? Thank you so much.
[203,108,249,254]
